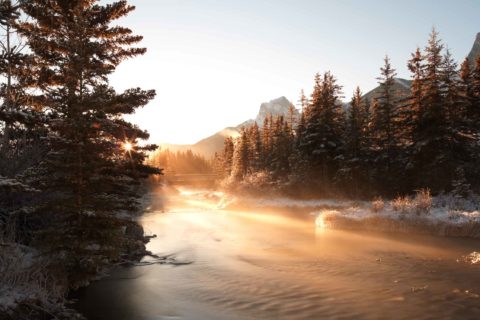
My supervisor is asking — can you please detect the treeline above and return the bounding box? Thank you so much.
[217,30,480,199]
[0,0,159,310]
[149,149,213,174]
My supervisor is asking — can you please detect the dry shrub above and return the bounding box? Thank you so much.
[413,188,432,215]
[0,243,66,313]
[392,195,412,213]
[371,197,385,213]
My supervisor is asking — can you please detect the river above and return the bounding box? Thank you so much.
[75,187,480,320]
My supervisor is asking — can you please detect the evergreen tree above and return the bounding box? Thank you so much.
[336,87,366,195]
[345,87,363,159]
[459,58,476,131]
[300,72,344,191]
[371,56,399,174]
[261,113,273,168]
[270,115,292,179]
[231,127,249,180]
[410,29,455,191]
[17,0,160,287]
[441,49,461,128]
[247,122,262,173]
[222,137,234,178]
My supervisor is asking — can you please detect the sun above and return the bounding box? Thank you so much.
[123,141,133,152]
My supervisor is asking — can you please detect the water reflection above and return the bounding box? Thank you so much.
[76,188,480,320]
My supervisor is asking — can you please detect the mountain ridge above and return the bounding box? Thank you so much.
[159,32,480,158]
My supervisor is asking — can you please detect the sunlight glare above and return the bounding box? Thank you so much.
[123,141,133,152]
[315,214,326,229]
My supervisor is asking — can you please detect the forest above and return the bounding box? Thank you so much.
[217,30,480,199]
[0,1,160,318]
[148,149,213,175]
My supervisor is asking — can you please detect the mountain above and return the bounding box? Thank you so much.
[362,78,411,102]
[256,96,298,126]
[468,32,480,68]
[159,97,297,158]
[160,33,480,158]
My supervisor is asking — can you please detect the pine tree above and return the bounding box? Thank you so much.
[441,49,461,128]
[270,115,292,179]
[231,127,249,180]
[336,87,366,195]
[222,137,234,177]
[0,0,42,178]
[372,56,399,167]
[409,29,455,192]
[299,72,344,191]
[459,58,475,131]
[247,122,262,173]
[345,87,363,159]
[17,0,160,287]
[261,113,273,168]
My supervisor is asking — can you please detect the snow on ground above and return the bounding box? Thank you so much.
[212,189,480,239]
[314,194,480,238]
[0,243,70,318]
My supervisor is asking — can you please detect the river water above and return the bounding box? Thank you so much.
[75,187,480,320]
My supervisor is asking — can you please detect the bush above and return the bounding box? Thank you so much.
[413,189,432,215]
[392,195,412,214]
[371,197,385,213]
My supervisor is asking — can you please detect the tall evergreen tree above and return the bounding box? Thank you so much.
[371,56,399,175]
[337,87,368,195]
[247,122,262,173]
[410,29,455,191]
[231,127,249,180]
[222,136,234,178]
[17,0,160,287]
[459,58,475,131]
[300,72,344,191]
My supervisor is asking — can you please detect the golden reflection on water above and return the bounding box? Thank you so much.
[78,187,480,320]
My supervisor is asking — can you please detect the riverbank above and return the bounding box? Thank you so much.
[0,216,152,319]
[316,193,480,239]
[217,187,480,239]
[74,187,480,320]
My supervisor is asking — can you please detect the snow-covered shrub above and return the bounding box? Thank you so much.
[370,197,384,213]
[0,243,68,317]
[392,195,413,214]
[413,189,432,215]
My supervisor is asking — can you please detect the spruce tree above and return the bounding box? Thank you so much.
[300,72,344,191]
[337,87,366,195]
[222,137,234,178]
[17,0,160,287]
[459,58,475,131]
[247,122,262,173]
[410,29,454,192]
[231,128,249,180]
[441,49,461,128]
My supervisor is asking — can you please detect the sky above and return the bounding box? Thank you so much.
[107,0,480,145]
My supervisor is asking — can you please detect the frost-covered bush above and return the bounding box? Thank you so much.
[392,195,413,213]
[0,243,69,318]
[370,197,385,213]
[413,189,432,215]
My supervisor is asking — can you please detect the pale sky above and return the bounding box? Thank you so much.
[107,0,480,145]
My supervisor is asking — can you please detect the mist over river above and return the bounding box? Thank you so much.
[75,187,480,320]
